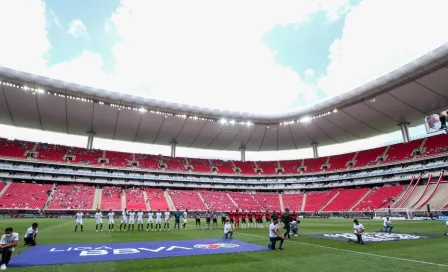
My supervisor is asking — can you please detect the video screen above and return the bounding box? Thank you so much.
[424,110,448,134]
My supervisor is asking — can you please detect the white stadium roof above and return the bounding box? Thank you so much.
[0,44,448,151]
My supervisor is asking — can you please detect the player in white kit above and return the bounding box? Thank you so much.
[74,211,84,232]
[156,210,162,231]
[182,209,188,230]
[137,210,144,231]
[164,209,171,231]
[107,209,115,231]
[95,209,103,232]
[119,208,128,231]
[128,210,136,231]
[147,211,154,231]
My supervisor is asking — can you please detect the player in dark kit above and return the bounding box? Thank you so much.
[234,210,241,230]
[281,208,292,240]
[229,210,235,227]
[265,210,271,227]
[241,211,247,229]
[212,211,218,230]
[174,209,182,231]
[195,211,201,230]
[248,211,253,228]
[205,211,211,230]
[221,212,227,226]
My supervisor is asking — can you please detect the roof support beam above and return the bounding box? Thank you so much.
[311,142,319,159]
[239,146,246,162]
[170,141,177,158]
[399,122,410,143]
[86,131,95,150]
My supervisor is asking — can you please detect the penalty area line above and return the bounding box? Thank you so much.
[236,232,448,268]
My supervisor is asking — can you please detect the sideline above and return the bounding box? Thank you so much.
[236,232,448,268]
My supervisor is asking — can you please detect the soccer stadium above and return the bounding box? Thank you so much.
[0,1,448,271]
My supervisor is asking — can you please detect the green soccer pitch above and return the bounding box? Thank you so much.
[1,218,447,272]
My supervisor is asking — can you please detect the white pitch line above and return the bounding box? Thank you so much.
[237,232,448,268]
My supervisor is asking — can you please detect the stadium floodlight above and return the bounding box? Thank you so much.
[300,116,312,123]
[220,118,228,124]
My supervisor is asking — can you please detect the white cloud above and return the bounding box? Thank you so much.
[68,19,88,38]
[318,0,448,97]
[305,69,315,78]
[104,0,352,114]
[0,0,50,73]
[0,0,446,160]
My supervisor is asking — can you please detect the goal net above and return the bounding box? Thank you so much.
[374,208,413,219]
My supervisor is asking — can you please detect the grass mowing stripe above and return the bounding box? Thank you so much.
[236,232,448,268]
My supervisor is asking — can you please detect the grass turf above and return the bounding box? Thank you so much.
[1,218,447,272]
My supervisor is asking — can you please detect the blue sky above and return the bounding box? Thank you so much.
[45,0,119,72]
[39,0,365,111]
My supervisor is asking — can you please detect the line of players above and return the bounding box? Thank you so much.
[73,209,299,232]
[74,208,188,232]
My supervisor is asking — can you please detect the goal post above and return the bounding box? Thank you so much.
[374,208,413,219]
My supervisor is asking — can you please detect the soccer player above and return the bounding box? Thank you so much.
[348,219,365,244]
[248,210,253,228]
[95,209,103,232]
[268,218,284,250]
[257,211,263,228]
[195,211,201,230]
[229,210,234,228]
[182,209,188,230]
[107,209,115,231]
[291,210,297,222]
[137,210,144,231]
[174,209,182,231]
[164,209,171,231]
[240,210,246,229]
[265,210,271,227]
[234,210,240,230]
[212,211,218,230]
[147,210,154,231]
[23,223,38,246]
[205,210,211,230]
[119,208,128,231]
[381,217,393,233]
[223,220,233,239]
[156,209,162,231]
[128,210,136,231]
[445,220,448,235]
[221,212,226,226]
[75,211,84,232]
[282,208,292,240]
[0,227,18,270]
[290,219,300,236]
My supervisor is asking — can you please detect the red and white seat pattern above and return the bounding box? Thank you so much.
[199,190,236,211]
[0,135,446,175]
[145,188,169,210]
[169,190,206,211]
[101,186,123,210]
[48,183,95,210]
[0,182,52,210]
